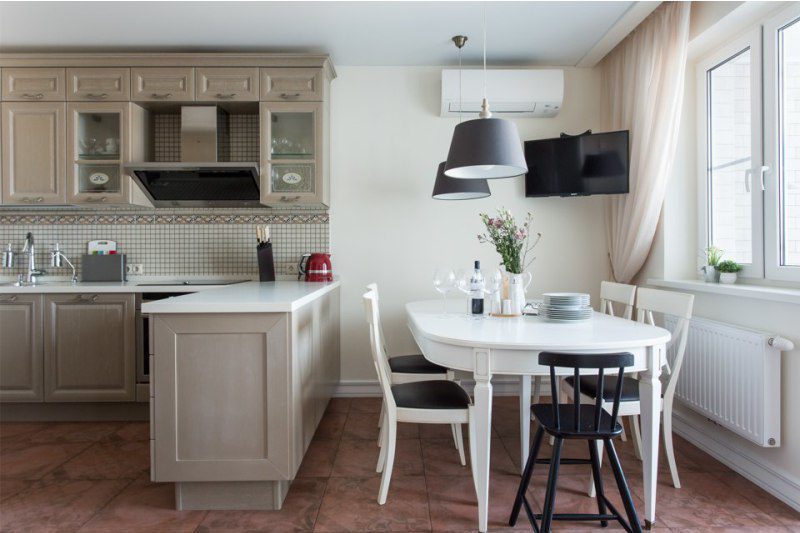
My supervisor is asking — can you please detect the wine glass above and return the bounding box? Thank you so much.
[433,268,455,315]
[483,269,503,316]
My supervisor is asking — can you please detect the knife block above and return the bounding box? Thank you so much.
[257,242,276,282]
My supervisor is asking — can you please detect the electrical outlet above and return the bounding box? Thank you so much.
[127,264,144,275]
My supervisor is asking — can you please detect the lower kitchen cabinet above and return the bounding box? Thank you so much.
[43,293,136,402]
[0,294,44,402]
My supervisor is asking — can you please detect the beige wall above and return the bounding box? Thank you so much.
[330,66,609,381]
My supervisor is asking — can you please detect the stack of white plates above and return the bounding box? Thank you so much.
[539,293,592,322]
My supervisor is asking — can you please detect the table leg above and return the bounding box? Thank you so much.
[472,348,493,533]
[519,375,531,473]
[639,344,663,529]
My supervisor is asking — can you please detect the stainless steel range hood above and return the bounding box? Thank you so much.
[127,107,260,207]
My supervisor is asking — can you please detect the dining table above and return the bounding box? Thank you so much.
[406,300,671,532]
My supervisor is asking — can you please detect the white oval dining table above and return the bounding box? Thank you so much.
[406,300,671,532]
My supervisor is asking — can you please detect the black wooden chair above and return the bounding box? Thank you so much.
[509,351,643,533]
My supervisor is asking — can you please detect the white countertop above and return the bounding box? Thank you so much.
[0,277,255,294]
[141,280,340,313]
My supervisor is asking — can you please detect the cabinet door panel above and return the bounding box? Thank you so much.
[152,314,290,482]
[196,68,258,102]
[132,68,194,102]
[0,294,44,402]
[260,68,322,102]
[44,294,135,402]
[67,68,130,101]
[1,102,66,204]
[2,68,66,101]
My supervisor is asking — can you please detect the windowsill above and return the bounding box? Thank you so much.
[647,278,800,305]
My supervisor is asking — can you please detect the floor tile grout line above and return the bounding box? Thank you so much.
[72,476,138,533]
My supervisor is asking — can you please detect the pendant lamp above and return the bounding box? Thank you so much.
[432,161,490,200]
[432,35,491,200]
[444,7,527,180]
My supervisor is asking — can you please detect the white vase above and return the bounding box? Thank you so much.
[719,272,737,284]
[501,271,532,315]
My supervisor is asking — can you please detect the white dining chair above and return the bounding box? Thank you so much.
[563,287,693,494]
[600,280,637,320]
[366,283,464,460]
[364,288,476,504]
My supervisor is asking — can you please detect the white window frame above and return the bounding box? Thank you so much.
[696,28,764,279]
[764,3,800,282]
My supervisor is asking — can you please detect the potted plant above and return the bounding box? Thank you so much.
[478,208,541,315]
[702,246,723,282]
[717,260,742,284]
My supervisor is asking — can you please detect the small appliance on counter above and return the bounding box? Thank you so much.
[256,225,276,282]
[298,253,333,282]
[81,240,126,282]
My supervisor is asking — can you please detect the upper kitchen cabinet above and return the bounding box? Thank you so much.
[1,101,67,205]
[260,101,328,206]
[132,67,195,102]
[196,67,259,102]
[66,102,129,204]
[260,68,323,102]
[2,68,66,101]
[67,68,131,101]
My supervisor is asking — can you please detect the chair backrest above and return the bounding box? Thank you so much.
[600,281,637,320]
[539,351,634,434]
[365,282,394,359]
[363,288,396,410]
[635,287,694,401]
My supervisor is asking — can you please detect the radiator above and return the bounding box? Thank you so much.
[664,315,793,447]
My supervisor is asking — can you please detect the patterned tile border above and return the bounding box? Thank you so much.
[0,212,329,225]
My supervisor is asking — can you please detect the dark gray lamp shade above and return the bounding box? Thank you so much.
[432,162,490,200]
[444,118,528,179]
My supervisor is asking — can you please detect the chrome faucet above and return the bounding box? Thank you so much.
[20,232,46,285]
[50,243,77,284]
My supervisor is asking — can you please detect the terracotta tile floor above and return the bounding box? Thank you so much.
[1,396,798,532]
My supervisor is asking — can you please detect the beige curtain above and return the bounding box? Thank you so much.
[601,2,691,283]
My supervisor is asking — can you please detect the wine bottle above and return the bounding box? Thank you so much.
[470,260,485,315]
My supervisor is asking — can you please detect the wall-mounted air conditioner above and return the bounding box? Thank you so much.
[441,69,564,118]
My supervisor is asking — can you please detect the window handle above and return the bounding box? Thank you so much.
[745,169,752,193]
[757,166,769,191]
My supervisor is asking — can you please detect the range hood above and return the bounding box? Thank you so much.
[127,107,261,207]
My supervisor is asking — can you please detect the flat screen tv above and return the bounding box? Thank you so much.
[524,130,629,197]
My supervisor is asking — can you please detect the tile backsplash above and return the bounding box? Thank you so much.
[0,207,328,279]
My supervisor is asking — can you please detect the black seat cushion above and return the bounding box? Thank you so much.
[532,404,623,438]
[392,380,471,410]
[564,375,640,402]
[388,354,448,375]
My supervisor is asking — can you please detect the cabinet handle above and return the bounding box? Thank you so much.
[86,93,109,99]
[150,93,173,99]
[280,195,301,202]
[0,295,18,302]
[280,93,301,99]
[85,196,108,203]
[77,294,99,302]
[21,93,44,100]
[22,197,44,203]
[215,93,237,99]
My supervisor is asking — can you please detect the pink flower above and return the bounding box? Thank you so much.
[493,219,503,228]
[515,230,527,240]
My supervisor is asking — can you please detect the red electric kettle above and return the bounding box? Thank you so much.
[298,253,333,282]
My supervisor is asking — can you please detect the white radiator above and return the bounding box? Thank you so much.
[665,315,793,447]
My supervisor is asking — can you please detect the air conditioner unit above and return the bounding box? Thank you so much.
[441,69,564,118]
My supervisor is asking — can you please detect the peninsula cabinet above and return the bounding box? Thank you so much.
[1,101,67,204]
[43,293,136,402]
[0,294,44,402]
[1,68,66,101]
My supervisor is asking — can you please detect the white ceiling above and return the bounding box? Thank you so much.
[0,1,645,67]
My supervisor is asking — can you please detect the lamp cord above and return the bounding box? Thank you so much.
[458,42,463,123]
[483,3,487,99]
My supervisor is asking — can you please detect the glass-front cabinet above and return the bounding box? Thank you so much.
[260,101,325,205]
[66,102,129,204]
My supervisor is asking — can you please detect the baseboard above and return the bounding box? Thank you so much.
[333,377,553,398]
[672,409,800,512]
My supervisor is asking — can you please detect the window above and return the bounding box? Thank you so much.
[699,4,800,282]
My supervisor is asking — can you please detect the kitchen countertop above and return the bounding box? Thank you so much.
[141,280,340,313]
[0,277,255,294]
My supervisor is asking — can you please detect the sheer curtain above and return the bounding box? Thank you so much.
[601,2,691,283]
